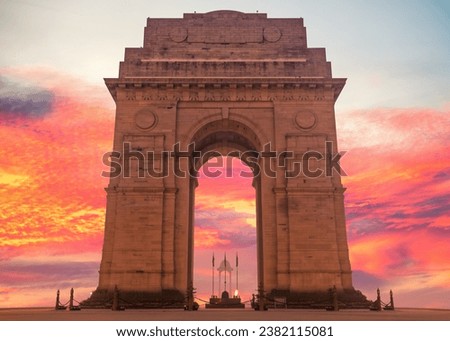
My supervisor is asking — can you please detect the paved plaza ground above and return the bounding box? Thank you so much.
[1,307,449,321]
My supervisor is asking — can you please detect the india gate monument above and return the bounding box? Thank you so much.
[84,10,368,309]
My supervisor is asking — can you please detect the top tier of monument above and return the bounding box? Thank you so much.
[118,10,333,79]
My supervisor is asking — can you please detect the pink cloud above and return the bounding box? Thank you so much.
[1,66,449,309]
[0,69,113,262]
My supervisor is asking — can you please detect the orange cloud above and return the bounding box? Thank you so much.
[0,68,112,282]
[1,67,449,308]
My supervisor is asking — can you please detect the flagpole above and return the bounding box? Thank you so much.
[236,252,239,295]
[212,253,215,297]
[224,253,227,293]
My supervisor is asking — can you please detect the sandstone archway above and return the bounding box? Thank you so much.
[84,11,368,309]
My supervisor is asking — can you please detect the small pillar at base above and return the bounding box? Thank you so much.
[384,289,395,310]
[370,288,382,311]
[69,288,74,310]
[390,290,395,310]
[54,289,65,310]
[68,288,81,311]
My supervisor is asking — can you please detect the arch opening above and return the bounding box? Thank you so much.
[186,119,265,308]
[193,156,257,305]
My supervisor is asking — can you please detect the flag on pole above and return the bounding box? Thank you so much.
[236,253,238,267]
[212,253,215,267]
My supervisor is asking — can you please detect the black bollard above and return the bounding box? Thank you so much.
[55,289,61,310]
[370,288,382,311]
[376,288,382,311]
[390,290,395,310]
[69,288,74,310]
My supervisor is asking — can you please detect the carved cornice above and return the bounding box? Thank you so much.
[286,186,346,195]
[105,186,165,194]
[105,77,345,103]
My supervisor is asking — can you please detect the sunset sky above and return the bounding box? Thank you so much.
[0,0,449,309]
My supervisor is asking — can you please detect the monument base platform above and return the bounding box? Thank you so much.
[268,288,372,309]
[80,289,185,309]
[80,288,370,310]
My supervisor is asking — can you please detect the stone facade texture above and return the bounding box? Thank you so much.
[90,10,362,307]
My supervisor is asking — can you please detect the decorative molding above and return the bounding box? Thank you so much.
[169,27,188,42]
[124,87,333,103]
[263,26,282,42]
[134,109,158,130]
[294,111,317,131]
[106,78,346,102]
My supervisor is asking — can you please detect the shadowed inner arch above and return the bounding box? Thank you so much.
[190,119,262,176]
